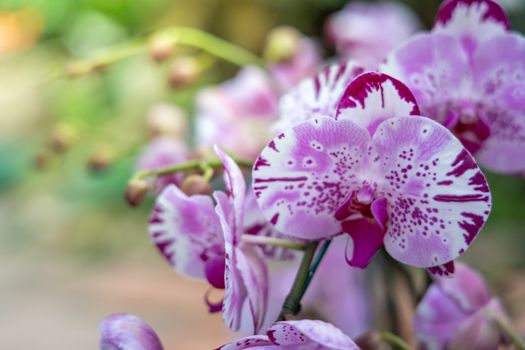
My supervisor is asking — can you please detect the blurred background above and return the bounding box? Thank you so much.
[1,0,525,349]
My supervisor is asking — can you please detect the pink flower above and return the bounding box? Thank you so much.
[382,0,525,175]
[415,262,510,350]
[325,1,422,70]
[268,36,322,92]
[148,146,270,333]
[99,314,164,350]
[253,71,491,269]
[135,137,189,191]
[273,60,365,133]
[196,67,279,159]
[217,319,359,350]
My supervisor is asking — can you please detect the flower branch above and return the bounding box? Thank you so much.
[241,235,307,251]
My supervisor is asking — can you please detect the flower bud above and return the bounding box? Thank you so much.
[180,174,211,196]
[146,103,188,138]
[33,151,49,170]
[355,332,385,350]
[87,147,114,173]
[149,36,174,63]
[125,179,149,207]
[167,57,199,89]
[264,26,301,63]
[49,124,75,153]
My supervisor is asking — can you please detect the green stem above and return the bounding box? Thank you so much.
[379,332,411,350]
[301,239,332,298]
[277,241,319,321]
[66,27,263,76]
[132,156,253,181]
[489,311,525,350]
[241,235,306,251]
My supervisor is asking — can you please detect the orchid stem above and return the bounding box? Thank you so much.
[489,312,525,350]
[66,27,262,77]
[379,332,411,350]
[277,241,319,321]
[241,235,306,251]
[132,156,253,181]
[301,239,332,298]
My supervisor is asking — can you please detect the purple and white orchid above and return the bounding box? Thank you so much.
[217,319,360,350]
[99,314,164,350]
[148,146,272,333]
[415,262,510,350]
[382,0,525,175]
[253,71,491,269]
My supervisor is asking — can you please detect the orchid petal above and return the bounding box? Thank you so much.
[237,243,269,333]
[435,0,509,57]
[371,197,388,230]
[149,185,223,278]
[275,61,364,132]
[371,117,491,267]
[336,72,420,135]
[381,33,471,127]
[472,34,525,174]
[216,335,273,350]
[428,261,456,277]
[99,314,164,350]
[253,117,370,240]
[268,320,360,349]
[343,219,385,269]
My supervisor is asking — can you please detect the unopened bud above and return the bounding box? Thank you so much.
[355,332,384,350]
[87,147,114,173]
[147,103,188,138]
[125,179,149,207]
[181,174,211,196]
[264,26,301,63]
[33,151,50,170]
[167,57,199,89]
[49,124,75,153]
[149,37,174,63]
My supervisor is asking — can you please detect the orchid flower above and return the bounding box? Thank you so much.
[382,0,525,175]
[136,137,189,191]
[148,146,271,333]
[217,319,360,350]
[325,1,422,70]
[253,71,491,270]
[99,314,164,350]
[415,262,510,350]
[196,66,279,159]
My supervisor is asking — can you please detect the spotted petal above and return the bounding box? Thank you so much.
[267,320,359,349]
[253,117,370,240]
[149,185,223,278]
[472,34,525,174]
[99,314,164,350]
[336,72,420,135]
[435,0,509,57]
[371,117,491,267]
[274,61,364,132]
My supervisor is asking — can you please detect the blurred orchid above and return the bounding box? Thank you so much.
[135,137,189,191]
[196,66,279,159]
[148,146,270,333]
[415,262,510,350]
[99,314,164,350]
[253,71,491,269]
[325,1,422,70]
[382,0,525,175]
[217,319,360,350]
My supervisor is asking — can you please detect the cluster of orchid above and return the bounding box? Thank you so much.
[96,0,525,349]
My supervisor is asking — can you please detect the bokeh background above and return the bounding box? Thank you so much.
[1,0,525,349]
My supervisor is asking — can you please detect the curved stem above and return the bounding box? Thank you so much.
[66,27,263,76]
[489,311,525,350]
[301,239,332,298]
[277,241,319,321]
[379,332,411,350]
[241,235,306,251]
